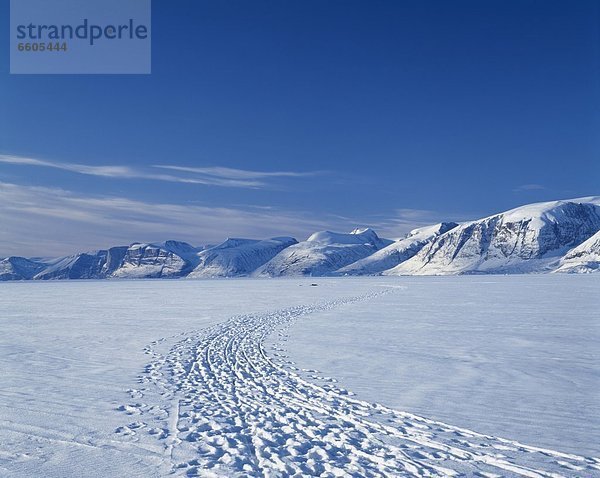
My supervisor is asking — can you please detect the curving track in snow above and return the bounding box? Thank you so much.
[118,291,600,477]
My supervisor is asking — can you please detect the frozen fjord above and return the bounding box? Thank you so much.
[283,275,600,457]
[0,276,598,477]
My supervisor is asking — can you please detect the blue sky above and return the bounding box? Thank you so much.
[1,0,599,256]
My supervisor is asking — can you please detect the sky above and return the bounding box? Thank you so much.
[1,0,599,257]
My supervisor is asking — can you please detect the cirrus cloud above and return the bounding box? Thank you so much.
[0,154,319,189]
[0,181,346,257]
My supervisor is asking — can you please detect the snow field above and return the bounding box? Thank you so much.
[0,276,598,477]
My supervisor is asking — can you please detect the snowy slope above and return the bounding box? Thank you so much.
[386,197,600,275]
[338,222,458,275]
[35,251,109,280]
[188,237,298,278]
[256,228,392,277]
[554,230,600,273]
[0,256,47,280]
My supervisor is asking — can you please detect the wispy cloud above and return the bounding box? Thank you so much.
[0,154,137,178]
[513,183,546,192]
[0,154,318,189]
[153,165,319,180]
[0,180,477,256]
[0,181,343,257]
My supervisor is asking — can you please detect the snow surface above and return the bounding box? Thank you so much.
[0,277,598,477]
[284,275,600,458]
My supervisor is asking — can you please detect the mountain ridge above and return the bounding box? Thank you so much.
[386,197,600,276]
[1,196,598,280]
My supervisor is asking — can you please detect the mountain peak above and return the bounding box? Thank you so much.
[350,227,373,235]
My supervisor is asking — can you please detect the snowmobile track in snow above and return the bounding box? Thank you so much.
[119,290,600,477]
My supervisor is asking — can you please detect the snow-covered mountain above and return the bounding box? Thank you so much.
[337,222,458,275]
[18,241,203,280]
[188,237,297,278]
[553,230,600,273]
[1,197,598,280]
[0,237,298,280]
[255,228,392,277]
[35,251,110,280]
[386,197,600,275]
[110,241,201,278]
[0,256,47,280]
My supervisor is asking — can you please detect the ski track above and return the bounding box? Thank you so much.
[117,290,600,477]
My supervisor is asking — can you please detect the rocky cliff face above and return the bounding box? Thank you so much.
[386,198,600,275]
[554,230,600,273]
[13,241,202,280]
[110,241,200,278]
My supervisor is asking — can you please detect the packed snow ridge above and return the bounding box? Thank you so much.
[1,196,599,280]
